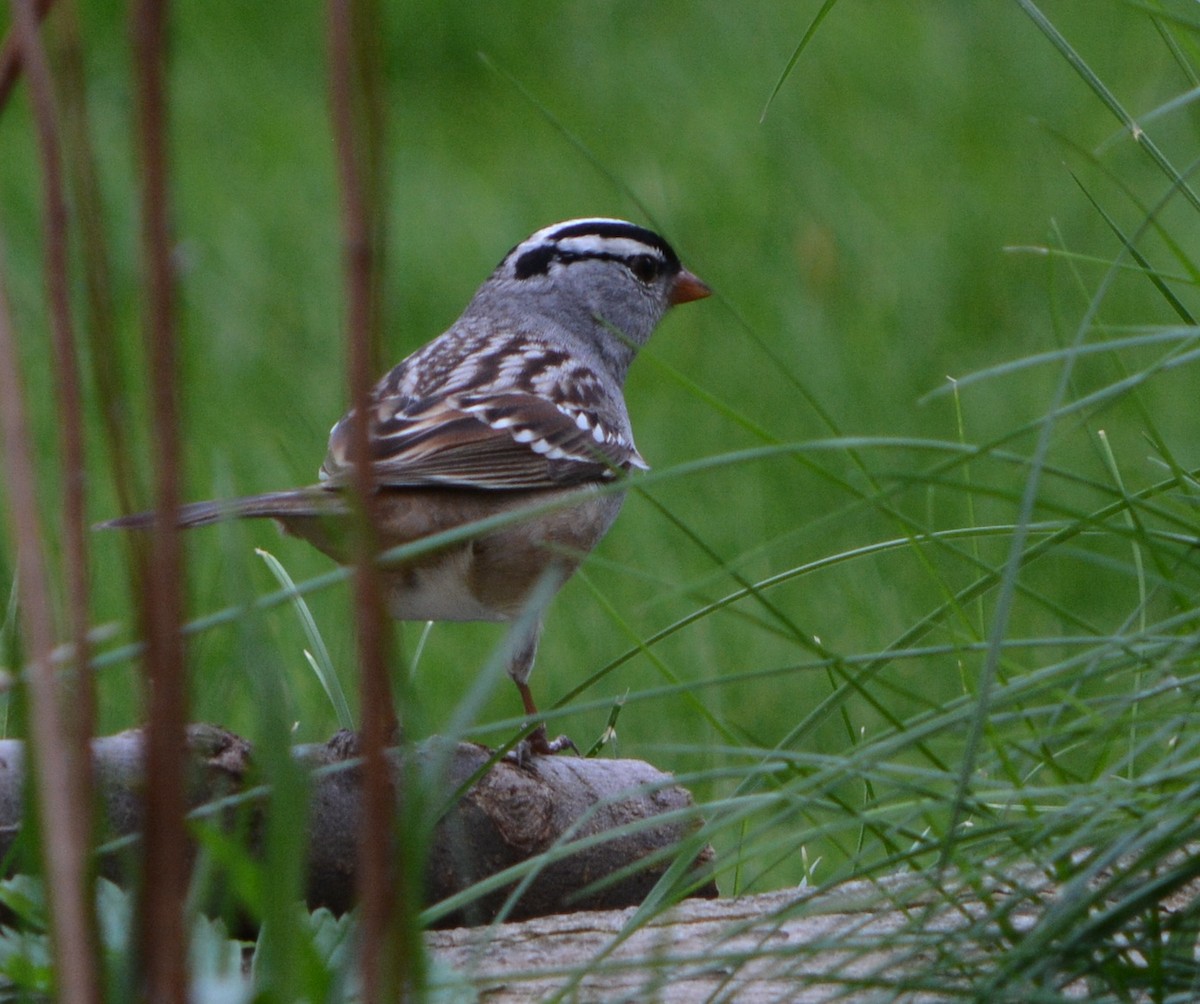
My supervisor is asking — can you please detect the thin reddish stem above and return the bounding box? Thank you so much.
[4,0,99,997]
[0,0,52,113]
[131,0,188,999]
[56,0,144,521]
[0,264,99,1004]
[328,0,406,998]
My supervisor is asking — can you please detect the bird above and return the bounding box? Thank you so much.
[100,218,710,754]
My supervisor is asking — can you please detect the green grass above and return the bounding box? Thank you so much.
[4,0,1200,998]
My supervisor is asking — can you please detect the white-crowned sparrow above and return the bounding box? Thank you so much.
[101,218,710,753]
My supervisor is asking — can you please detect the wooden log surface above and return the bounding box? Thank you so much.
[426,870,1050,1003]
[430,857,1200,1001]
[0,725,716,925]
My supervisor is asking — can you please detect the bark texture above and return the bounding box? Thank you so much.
[425,871,1046,1002]
[0,725,715,925]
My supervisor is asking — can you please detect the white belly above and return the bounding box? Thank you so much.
[381,546,507,622]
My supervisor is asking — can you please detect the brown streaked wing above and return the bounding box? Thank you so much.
[321,392,645,490]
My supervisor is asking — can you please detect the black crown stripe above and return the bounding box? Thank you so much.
[513,244,557,279]
[513,222,683,281]
[549,220,680,266]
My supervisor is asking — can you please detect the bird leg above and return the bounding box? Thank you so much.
[507,621,576,758]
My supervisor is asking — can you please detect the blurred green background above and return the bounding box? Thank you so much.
[2,1,1198,892]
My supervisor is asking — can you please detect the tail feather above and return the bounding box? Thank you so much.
[95,489,348,531]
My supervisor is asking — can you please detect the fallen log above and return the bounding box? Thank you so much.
[0,725,716,925]
[429,853,1200,1001]
[423,870,1057,1002]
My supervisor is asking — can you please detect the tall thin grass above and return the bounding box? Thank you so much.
[0,0,1198,1000]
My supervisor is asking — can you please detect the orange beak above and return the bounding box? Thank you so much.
[669,268,712,305]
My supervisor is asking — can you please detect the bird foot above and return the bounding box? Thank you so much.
[504,724,577,767]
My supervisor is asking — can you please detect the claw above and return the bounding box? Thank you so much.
[530,727,577,756]
[502,724,578,767]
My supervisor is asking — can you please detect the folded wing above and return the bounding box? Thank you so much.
[321,390,647,490]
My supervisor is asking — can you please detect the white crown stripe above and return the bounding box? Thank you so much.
[522,217,630,247]
[554,236,665,260]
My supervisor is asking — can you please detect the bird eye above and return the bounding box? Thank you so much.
[629,254,661,284]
